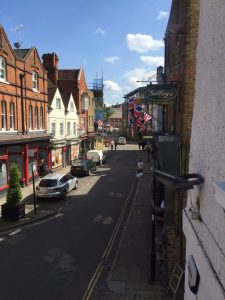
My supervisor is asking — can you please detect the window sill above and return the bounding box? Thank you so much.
[32,88,40,93]
[0,79,10,85]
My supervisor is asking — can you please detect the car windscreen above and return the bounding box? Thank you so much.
[39,179,58,187]
[73,160,87,166]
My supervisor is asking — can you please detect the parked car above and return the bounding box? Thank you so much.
[70,159,97,177]
[87,149,104,165]
[36,173,78,199]
[118,137,127,145]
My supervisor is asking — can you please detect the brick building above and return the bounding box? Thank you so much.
[160,0,200,284]
[164,0,200,174]
[0,25,50,191]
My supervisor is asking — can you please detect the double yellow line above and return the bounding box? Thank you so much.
[82,175,138,300]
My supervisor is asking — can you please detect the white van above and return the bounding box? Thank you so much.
[87,150,103,165]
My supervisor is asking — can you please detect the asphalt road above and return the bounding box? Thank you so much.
[0,144,139,300]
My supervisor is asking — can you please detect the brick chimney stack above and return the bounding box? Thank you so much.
[42,53,59,85]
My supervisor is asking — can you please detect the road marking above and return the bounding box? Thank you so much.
[0,238,5,242]
[93,214,104,222]
[102,216,114,225]
[8,229,21,236]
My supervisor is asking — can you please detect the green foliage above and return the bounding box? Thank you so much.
[6,163,22,206]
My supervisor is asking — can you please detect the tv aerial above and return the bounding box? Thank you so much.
[11,24,24,49]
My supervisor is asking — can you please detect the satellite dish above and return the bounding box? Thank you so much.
[14,42,22,49]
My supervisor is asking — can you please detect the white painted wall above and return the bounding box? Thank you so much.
[65,94,79,139]
[184,0,225,299]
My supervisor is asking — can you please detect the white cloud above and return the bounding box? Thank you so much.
[104,56,121,64]
[104,80,122,92]
[157,11,169,20]
[140,56,164,67]
[122,68,156,90]
[126,34,164,53]
[94,28,105,36]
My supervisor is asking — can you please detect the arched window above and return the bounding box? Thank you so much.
[1,101,6,130]
[9,102,15,130]
[40,107,43,129]
[0,57,6,81]
[29,105,33,130]
[34,106,38,129]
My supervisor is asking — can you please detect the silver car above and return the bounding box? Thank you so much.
[118,137,127,145]
[36,173,78,199]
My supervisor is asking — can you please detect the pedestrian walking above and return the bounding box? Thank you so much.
[141,139,146,150]
[110,140,114,150]
[114,140,118,150]
[138,140,142,150]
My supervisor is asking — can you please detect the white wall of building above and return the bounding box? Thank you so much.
[65,95,79,139]
[48,89,66,139]
[184,0,225,299]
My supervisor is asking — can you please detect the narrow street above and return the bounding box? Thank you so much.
[0,144,139,300]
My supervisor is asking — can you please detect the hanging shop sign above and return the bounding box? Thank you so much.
[144,84,177,104]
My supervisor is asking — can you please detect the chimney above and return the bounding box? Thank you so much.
[156,66,164,83]
[42,53,59,85]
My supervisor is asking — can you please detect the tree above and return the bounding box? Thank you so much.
[6,163,22,206]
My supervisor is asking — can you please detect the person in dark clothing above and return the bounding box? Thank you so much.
[114,140,118,150]
[141,139,146,150]
[138,140,142,150]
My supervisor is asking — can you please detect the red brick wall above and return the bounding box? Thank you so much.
[0,26,48,132]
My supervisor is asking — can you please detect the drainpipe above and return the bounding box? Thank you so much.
[19,73,25,134]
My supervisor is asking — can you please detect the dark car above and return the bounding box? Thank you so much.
[70,159,97,177]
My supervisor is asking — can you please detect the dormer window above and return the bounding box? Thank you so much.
[56,98,61,109]
[0,57,6,81]
[32,71,38,90]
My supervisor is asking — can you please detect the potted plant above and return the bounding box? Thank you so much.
[1,163,25,221]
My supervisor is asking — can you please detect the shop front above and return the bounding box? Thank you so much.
[0,135,51,193]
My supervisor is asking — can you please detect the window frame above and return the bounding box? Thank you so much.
[40,107,43,129]
[1,101,6,130]
[32,71,38,90]
[34,106,38,129]
[60,122,64,136]
[9,102,15,130]
[0,57,6,81]
[51,122,56,137]
[29,105,33,130]
[56,98,61,109]
[67,122,71,136]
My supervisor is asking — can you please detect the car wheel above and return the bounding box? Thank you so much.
[74,181,78,189]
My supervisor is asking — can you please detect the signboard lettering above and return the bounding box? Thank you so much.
[145,85,177,104]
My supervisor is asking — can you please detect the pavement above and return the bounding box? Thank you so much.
[0,149,176,300]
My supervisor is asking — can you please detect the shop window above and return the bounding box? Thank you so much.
[1,101,6,130]
[8,145,22,153]
[8,155,22,176]
[0,159,7,187]
[9,102,15,130]
[0,57,6,81]
[0,147,7,156]
[28,151,37,177]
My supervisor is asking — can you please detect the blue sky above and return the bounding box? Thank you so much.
[1,0,172,106]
